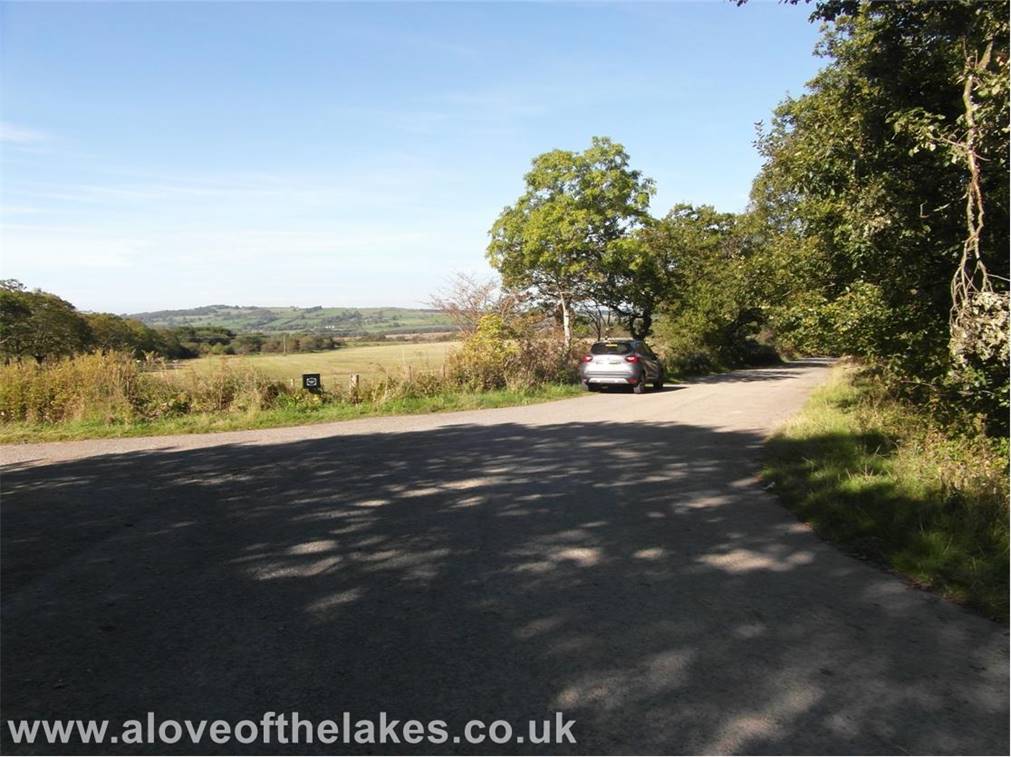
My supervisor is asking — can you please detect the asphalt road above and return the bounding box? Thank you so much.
[1,360,1007,754]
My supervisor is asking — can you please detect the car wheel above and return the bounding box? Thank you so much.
[585,383,598,392]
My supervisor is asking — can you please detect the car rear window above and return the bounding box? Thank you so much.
[591,341,633,355]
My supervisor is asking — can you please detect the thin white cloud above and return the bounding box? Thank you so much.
[4,160,466,212]
[1,222,481,275]
[0,226,144,270]
[0,122,50,146]
[0,205,46,216]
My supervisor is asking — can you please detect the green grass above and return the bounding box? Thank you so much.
[764,364,1009,620]
[0,383,582,444]
[160,341,459,383]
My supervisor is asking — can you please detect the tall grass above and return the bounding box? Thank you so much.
[764,363,1009,620]
[0,352,286,425]
[0,351,582,442]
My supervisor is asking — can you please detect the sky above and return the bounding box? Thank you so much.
[0,1,824,314]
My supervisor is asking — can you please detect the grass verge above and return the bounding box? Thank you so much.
[764,363,1009,620]
[0,384,583,444]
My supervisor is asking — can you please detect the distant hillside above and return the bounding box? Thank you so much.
[129,305,457,335]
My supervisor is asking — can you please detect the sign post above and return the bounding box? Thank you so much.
[302,373,322,393]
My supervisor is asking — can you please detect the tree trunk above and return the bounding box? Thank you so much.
[628,309,653,340]
[559,295,572,346]
[639,310,653,340]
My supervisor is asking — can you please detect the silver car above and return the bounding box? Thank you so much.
[579,339,664,394]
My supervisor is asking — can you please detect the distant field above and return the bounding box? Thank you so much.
[130,304,456,335]
[159,341,459,385]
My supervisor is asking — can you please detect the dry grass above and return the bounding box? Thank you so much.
[160,341,459,386]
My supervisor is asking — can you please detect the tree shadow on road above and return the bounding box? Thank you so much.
[1,416,1006,755]
[688,359,837,386]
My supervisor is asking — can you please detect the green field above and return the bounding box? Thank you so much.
[130,304,455,335]
[160,340,459,385]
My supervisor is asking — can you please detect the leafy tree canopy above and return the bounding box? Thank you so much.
[487,136,655,343]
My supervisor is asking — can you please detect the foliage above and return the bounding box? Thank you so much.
[445,315,520,391]
[0,282,355,363]
[0,280,196,361]
[445,314,577,391]
[596,204,733,339]
[648,206,777,374]
[487,136,655,343]
[751,0,1009,433]
[84,312,168,356]
[0,280,92,362]
[165,326,345,357]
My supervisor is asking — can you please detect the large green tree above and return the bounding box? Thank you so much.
[0,280,35,361]
[751,0,1009,428]
[0,281,92,363]
[85,313,168,357]
[487,137,655,344]
[610,204,739,339]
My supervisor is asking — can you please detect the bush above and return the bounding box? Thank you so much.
[445,315,578,391]
[445,315,518,390]
[662,349,723,377]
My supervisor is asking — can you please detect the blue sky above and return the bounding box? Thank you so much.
[0,1,823,313]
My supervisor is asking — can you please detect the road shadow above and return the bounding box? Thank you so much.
[688,359,836,386]
[1,417,1006,755]
[593,385,685,394]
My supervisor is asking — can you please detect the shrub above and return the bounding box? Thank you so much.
[445,314,578,391]
[445,315,518,390]
[663,349,723,378]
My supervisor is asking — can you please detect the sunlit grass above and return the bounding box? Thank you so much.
[160,341,459,382]
[764,364,1009,620]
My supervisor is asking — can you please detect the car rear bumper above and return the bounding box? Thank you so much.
[584,376,639,385]
[580,367,642,384]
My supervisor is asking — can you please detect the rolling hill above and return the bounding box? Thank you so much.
[129,305,457,335]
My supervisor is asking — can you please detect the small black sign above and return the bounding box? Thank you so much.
[302,373,322,392]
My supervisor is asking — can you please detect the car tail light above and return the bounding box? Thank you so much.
[582,355,594,362]
[624,355,639,363]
